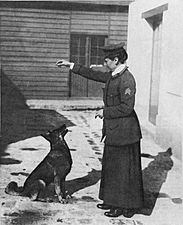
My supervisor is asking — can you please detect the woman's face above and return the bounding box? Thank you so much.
[104,58,117,71]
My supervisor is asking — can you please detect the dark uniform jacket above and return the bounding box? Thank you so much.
[72,64,142,146]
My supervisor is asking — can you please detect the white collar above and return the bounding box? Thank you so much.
[112,64,126,76]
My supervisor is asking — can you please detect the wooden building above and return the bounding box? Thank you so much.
[0,0,133,100]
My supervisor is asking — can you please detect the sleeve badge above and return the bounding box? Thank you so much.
[125,88,131,95]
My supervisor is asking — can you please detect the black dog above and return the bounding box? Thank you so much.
[5,124,72,203]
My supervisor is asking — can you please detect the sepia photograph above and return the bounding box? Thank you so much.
[0,0,182,225]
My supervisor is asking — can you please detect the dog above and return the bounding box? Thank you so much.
[5,124,72,203]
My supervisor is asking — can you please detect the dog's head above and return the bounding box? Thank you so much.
[41,124,68,143]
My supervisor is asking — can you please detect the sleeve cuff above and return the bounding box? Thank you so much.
[70,62,74,70]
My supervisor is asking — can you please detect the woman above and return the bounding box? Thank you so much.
[56,42,144,218]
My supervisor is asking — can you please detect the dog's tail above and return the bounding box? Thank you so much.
[5,181,24,196]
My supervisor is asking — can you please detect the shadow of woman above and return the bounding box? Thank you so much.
[140,148,173,216]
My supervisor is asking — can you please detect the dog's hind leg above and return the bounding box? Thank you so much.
[27,179,46,201]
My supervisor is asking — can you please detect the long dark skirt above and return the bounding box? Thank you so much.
[99,141,144,209]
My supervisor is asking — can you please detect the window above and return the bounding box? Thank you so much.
[70,34,107,97]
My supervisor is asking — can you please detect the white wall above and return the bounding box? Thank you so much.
[157,0,183,159]
[127,0,183,159]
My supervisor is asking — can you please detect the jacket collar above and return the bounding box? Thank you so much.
[111,64,128,79]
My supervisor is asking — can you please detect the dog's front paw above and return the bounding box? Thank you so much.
[29,190,39,201]
[66,194,72,199]
[65,190,72,199]
[58,196,68,204]
[61,199,68,204]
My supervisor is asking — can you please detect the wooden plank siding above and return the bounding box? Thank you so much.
[0,7,70,99]
[70,11,109,34]
[0,4,129,100]
[45,0,133,5]
[109,13,128,43]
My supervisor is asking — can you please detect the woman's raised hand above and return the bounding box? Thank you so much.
[95,109,104,119]
[56,59,72,67]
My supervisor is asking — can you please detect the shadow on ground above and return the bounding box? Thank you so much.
[2,208,61,225]
[35,148,175,211]
[0,70,75,163]
[140,148,175,215]
[66,168,101,197]
[31,168,101,203]
[1,145,180,224]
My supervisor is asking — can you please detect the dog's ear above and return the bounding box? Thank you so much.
[41,132,51,142]
[166,147,172,156]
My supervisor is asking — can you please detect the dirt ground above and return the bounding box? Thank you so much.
[0,108,182,225]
